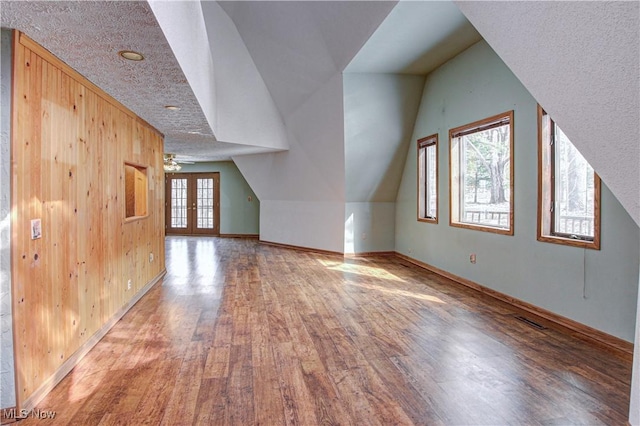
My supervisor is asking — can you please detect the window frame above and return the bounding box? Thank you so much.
[537,105,601,249]
[417,133,438,223]
[124,161,149,222]
[449,110,514,235]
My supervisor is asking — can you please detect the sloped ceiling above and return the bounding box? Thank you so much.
[1,0,482,173]
[344,73,425,202]
[346,0,481,74]
[221,0,484,205]
[218,1,398,120]
[227,0,397,206]
[343,0,481,202]
[455,0,640,226]
[200,1,289,153]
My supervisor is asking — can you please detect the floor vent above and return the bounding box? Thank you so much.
[514,315,546,330]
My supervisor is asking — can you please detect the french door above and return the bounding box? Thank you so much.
[165,172,220,236]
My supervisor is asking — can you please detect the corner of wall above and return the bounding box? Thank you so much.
[344,202,396,254]
[0,28,16,409]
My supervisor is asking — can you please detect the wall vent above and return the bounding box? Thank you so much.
[514,315,546,330]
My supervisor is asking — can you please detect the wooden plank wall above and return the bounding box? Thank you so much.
[10,32,165,406]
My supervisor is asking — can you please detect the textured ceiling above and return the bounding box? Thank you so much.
[0,0,232,162]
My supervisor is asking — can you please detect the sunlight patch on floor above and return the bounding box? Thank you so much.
[317,259,405,283]
[68,368,109,403]
[346,280,446,304]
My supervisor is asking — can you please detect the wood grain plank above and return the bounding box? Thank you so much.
[14,238,633,426]
[11,32,165,409]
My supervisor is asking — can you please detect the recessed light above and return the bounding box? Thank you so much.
[118,50,144,61]
[164,105,180,111]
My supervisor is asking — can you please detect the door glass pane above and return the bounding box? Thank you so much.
[171,178,188,228]
[196,178,215,229]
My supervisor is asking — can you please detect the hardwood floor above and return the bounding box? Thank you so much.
[18,237,632,425]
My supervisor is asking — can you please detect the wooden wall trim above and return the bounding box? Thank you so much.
[394,252,633,359]
[17,32,162,138]
[219,234,259,239]
[19,270,166,412]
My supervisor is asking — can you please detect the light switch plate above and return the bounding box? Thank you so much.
[31,219,42,240]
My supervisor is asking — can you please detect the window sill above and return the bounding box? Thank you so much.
[450,221,513,236]
[124,214,149,224]
[418,217,438,224]
[537,235,600,250]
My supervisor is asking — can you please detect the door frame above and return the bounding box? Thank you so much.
[165,172,220,236]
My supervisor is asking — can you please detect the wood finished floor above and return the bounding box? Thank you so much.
[19,237,632,425]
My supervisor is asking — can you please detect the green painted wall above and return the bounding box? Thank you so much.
[395,41,639,342]
[174,161,259,235]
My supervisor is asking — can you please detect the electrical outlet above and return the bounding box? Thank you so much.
[361,232,367,240]
[149,252,154,263]
[470,254,476,264]
[127,279,132,290]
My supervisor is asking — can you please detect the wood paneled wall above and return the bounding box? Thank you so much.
[10,32,165,406]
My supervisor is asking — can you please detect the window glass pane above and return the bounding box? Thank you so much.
[418,147,426,217]
[553,125,595,238]
[171,178,188,228]
[418,136,437,222]
[459,123,510,229]
[196,178,215,229]
[426,144,437,218]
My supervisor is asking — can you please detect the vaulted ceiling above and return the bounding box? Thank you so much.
[0,0,477,163]
[2,1,637,224]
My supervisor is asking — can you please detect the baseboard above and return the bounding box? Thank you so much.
[259,240,343,257]
[395,252,633,360]
[219,234,259,239]
[258,240,397,259]
[19,269,167,411]
[345,251,396,258]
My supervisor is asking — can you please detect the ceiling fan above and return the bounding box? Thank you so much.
[163,153,194,172]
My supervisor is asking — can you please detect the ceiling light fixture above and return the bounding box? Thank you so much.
[164,105,180,111]
[118,50,144,61]
[163,154,182,172]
